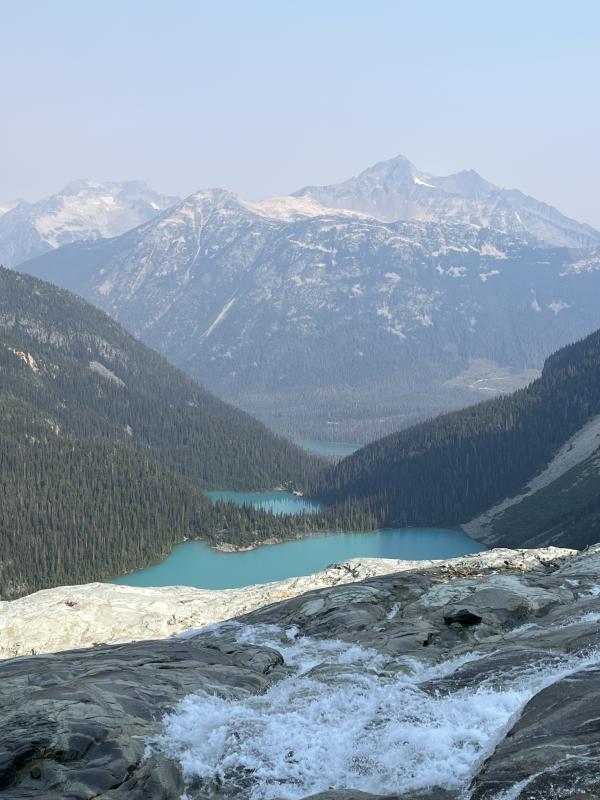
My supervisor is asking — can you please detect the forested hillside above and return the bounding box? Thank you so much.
[475,447,600,549]
[316,328,600,546]
[0,394,342,599]
[0,267,328,598]
[0,267,319,489]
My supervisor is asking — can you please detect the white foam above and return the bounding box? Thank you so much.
[153,626,600,799]
[565,611,600,626]
[490,773,540,800]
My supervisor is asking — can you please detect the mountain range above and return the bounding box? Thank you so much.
[2,160,600,800]
[17,179,600,441]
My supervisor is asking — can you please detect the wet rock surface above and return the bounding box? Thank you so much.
[1,545,600,799]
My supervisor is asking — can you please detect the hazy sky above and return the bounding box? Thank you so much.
[2,0,599,226]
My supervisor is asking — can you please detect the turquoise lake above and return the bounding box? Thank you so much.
[298,440,360,459]
[206,490,322,514]
[113,491,485,590]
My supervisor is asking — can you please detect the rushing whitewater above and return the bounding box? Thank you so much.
[155,622,600,799]
[5,545,600,799]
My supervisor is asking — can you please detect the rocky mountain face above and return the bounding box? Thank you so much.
[2,544,600,799]
[0,180,178,266]
[463,414,600,549]
[19,188,600,441]
[295,154,600,249]
[2,549,569,659]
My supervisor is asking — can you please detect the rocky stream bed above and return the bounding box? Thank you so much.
[2,545,600,799]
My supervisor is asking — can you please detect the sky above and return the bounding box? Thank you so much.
[1,0,599,226]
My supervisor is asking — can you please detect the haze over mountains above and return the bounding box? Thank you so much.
[15,155,600,442]
[315,326,600,551]
[5,159,600,800]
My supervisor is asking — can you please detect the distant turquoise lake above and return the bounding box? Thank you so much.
[206,490,322,515]
[298,440,360,459]
[112,491,485,590]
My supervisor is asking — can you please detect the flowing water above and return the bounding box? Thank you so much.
[154,622,600,800]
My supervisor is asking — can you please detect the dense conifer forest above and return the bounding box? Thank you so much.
[482,448,600,549]
[0,393,376,598]
[315,328,600,538]
[0,267,321,489]
[0,267,335,597]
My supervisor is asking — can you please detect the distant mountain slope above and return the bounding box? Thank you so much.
[0,267,317,489]
[0,180,178,266]
[465,439,600,550]
[315,328,600,549]
[295,155,600,248]
[18,189,600,442]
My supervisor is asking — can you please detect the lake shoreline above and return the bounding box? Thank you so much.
[111,491,485,587]
[113,522,479,576]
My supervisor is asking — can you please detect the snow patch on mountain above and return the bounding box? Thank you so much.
[203,297,237,338]
[242,195,330,221]
[548,300,571,315]
[0,180,178,266]
[0,200,22,216]
[479,270,501,282]
[413,175,436,188]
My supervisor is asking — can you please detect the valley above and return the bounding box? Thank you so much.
[3,261,600,600]
[14,159,600,442]
[4,7,600,799]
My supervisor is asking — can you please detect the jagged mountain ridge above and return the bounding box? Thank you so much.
[0,179,179,266]
[0,199,22,216]
[19,187,600,441]
[294,154,600,248]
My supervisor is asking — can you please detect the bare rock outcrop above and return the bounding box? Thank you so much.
[0,547,571,659]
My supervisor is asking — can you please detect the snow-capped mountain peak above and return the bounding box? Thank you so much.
[0,199,23,216]
[0,180,179,266]
[294,156,600,248]
[242,194,330,221]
